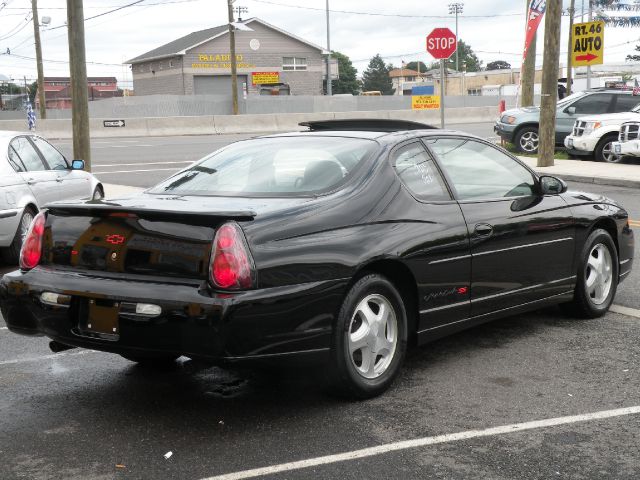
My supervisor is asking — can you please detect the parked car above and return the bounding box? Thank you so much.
[612,121,640,158]
[494,88,640,154]
[0,119,634,398]
[0,131,103,263]
[564,105,640,162]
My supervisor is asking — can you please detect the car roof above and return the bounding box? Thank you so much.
[262,128,479,143]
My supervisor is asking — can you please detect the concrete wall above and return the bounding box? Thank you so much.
[0,106,501,139]
[0,94,520,121]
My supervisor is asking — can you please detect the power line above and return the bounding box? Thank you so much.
[247,0,523,19]
[0,14,31,41]
[46,0,147,30]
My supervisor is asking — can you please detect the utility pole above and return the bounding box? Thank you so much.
[587,0,592,89]
[66,0,91,169]
[521,0,537,107]
[448,3,463,73]
[538,0,562,168]
[227,0,238,115]
[566,0,576,95]
[31,0,46,119]
[325,0,332,95]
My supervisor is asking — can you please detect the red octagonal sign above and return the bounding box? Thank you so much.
[426,28,457,60]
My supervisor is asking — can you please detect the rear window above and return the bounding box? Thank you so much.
[149,136,377,196]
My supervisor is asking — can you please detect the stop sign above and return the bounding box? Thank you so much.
[426,28,457,60]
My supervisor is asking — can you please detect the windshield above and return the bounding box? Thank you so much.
[149,136,378,196]
[557,91,587,108]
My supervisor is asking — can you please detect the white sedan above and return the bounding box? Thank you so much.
[0,131,103,263]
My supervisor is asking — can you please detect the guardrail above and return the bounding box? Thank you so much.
[0,106,499,139]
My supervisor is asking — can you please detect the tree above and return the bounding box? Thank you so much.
[445,40,482,72]
[405,61,428,73]
[28,81,38,105]
[486,60,511,70]
[330,51,360,95]
[361,54,394,95]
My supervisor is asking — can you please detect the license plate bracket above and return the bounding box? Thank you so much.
[567,138,574,148]
[79,299,120,337]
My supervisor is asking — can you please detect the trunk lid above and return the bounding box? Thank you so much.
[41,195,266,281]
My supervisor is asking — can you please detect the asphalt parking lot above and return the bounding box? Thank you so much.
[1,132,639,479]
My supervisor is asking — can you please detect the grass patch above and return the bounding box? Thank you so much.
[501,142,570,160]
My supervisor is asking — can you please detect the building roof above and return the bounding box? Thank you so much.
[126,17,327,64]
[388,68,421,78]
[44,76,117,82]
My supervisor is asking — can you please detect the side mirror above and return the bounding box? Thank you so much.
[539,175,568,195]
[71,159,85,170]
[566,106,576,115]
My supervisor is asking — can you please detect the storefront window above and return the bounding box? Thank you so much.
[283,57,307,71]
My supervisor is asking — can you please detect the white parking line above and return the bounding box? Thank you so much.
[201,406,640,480]
[94,161,193,167]
[0,327,7,331]
[93,167,182,174]
[610,304,640,319]
[0,350,95,366]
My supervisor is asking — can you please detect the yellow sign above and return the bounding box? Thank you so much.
[571,21,604,67]
[252,72,280,85]
[412,95,440,110]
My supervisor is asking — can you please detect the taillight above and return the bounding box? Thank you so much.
[209,222,255,290]
[19,211,46,270]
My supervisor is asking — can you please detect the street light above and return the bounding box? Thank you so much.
[448,2,463,73]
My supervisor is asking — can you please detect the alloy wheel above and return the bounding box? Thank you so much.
[585,243,613,305]
[348,294,398,379]
[602,142,622,163]
[519,131,539,153]
[19,211,34,245]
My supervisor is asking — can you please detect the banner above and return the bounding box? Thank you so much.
[522,0,546,62]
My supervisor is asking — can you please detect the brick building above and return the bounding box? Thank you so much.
[37,77,121,109]
[126,17,328,96]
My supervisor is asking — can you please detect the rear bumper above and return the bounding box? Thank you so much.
[0,268,347,362]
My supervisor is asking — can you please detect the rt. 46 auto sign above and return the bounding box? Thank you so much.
[571,20,604,67]
[426,28,457,60]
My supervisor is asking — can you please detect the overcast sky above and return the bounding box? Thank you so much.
[1,0,639,87]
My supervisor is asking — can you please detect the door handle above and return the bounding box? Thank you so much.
[474,223,494,237]
[56,177,63,182]
[27,178,36,185]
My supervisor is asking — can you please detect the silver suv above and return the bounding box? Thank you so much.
[494,89,639,154]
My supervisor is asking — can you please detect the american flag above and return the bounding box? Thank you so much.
[26,104,36,130]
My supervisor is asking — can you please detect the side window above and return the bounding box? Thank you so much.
[32,137,68,170]
[392,142,450,201]
[7,146,26,172]
[571,94,613,114]
[10,137,46,172]
[425,138,536,200]
[613,95,640,113]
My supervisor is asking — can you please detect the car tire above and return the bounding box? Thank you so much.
[561,229,619,319]
[515,126,540,154]
[1,206,36,264]
[92,185,104,200]
[120,353,179,367]
[327,273,407,399]
[594,134,622,163]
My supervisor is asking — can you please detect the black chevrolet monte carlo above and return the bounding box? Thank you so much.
[0,119,634,398]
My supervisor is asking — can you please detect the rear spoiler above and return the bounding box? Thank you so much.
[45,202,256,225]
